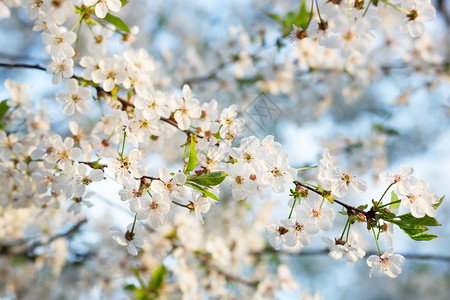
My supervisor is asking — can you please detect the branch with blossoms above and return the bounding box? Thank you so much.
[0,0,445,278]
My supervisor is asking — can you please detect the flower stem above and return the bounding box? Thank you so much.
[296,165,317,171]
[315,0,323,22]
[120,131,126,159]
[130,213,137,234]
[382,0,411,15]
[172,200,189,208]
[346,223,351,243]
[73,20,83,52]
[70,15,83,32]
[288,196,297,219]
[377,183,394,205]
[340,219,349,240]
[296,178,318,189]
[362,0,372,17]
[306,0,315,28]
[378,199,401,209]
[372,227,382,254]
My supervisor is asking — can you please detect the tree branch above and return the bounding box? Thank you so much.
[253,248,450,262]
[197,253,259,287]
[294,180,368,216]
[0,218,87,258]
[0,62,46,71]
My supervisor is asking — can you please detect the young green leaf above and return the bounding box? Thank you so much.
[432,195,445,209]
[398,224,429,237]
[103,13,131,33]
[186,182,219,201]
[389,190,401,209]
[148,265,166,291]
[123,284,137,291]
[409,233,438,241]
[187,171,227,187]
[294,0,309,29]
[267,13,282,25]
[0,100,9,124]
[372,124,399,136]
[397,213,441,226]
[185,135,197,174]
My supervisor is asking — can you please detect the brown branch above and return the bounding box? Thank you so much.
[0,62,46,71]
[294,181,368,216]
[197,254,259,287]
[253,248,450,262]
[0,218,87,258]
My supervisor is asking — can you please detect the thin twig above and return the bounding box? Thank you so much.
[253,248,450,262]
[0,62,46,71]
[294,181,367,216]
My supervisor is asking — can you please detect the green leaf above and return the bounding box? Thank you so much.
[103,13,131,33]
[294,0,309,29]
[398,224,429,237]
[267,13,282,24]
[0,99,9,124]
[432,196,445,209]
[186,182,219,201]
[187,171,227,187]
[390,191,400,209]
[124,284,137,291]
[409,233,438,241]
[397,213,441,226]
[185,135,197,174]
[120,0,129,6]
[148,265,166,291]
[372,124,399,136]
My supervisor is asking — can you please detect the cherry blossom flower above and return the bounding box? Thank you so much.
[229,136,265,174]
[41,24,76,58]
[68,191,94,214]
[84,0,121,19]
[261,152,297,193]
[4,78,32,107]
[173,84,202,130]
[400,0,436,38]
[322,233,365,263]
[380,165,415,196]
[46,56,74,85]
[226,165,258,201]
[56,79,91,116]
[265,222,291,250]
[44,135,81,170]
[367,248,405,278]
[150,167,187,200]
[110,222,145,256]
[0,131,23,161]
[108,149,145,185]
[295,193,335,233]
[400,178,438,218]
[91,57,127,92]
[134,88,170,120]
[325,167,368,198]
[281,218,314,248]
[136,193,171,228]
[67,162,104,197]
[189,191,215,224]
[119,177,144,212]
